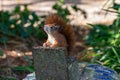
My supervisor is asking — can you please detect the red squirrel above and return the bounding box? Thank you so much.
[43,14,75,56]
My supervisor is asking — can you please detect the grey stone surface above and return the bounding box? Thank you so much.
[32,47,68,80]
[68,62,94,80]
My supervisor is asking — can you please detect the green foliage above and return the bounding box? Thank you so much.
[0,5,46,44]
[12,65,34,73]
[53,0,70,22]
[0,50,3,56]
[53,0,87,22]
[72,5,87,18]
[85,24,111,47]
[0,77,16,80]
[85,1,120,73]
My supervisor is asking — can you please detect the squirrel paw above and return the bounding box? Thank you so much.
[43,43,48,47]
[43,42,51,47]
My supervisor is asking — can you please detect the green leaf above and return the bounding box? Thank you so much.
[14,6,20,13]
[112,47,120,63]
[104,59,111,64]
[0,50,3,56]
[13,66,34,72]
[64,8,70,15]
[99,53,109,61]
[72,5,79,11]
[0,37,8,43]
[52,3,61,10]
[59,0,64,4]
[0,77,16,80]
[31,12,39,21]
[113,3,120,10]
[0,23,9,32]
[40,21,44,27]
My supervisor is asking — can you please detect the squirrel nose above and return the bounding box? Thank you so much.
[44,26,49,31]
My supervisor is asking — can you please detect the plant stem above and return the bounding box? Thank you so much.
[112,47,120,63]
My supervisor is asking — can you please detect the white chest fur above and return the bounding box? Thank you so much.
[48,34,55,44]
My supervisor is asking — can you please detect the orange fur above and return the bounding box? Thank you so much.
[43,14,75,56]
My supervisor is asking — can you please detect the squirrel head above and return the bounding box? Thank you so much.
[44,24,61,34]
[44,14,65,34]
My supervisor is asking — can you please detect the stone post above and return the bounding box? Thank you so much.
[32,47,68,80]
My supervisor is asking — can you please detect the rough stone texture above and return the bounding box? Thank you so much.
[68,62,94,80]
[69,62,120,80]
[32,47,68,80]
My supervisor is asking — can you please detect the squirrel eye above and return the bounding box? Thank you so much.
[50,26,54,29]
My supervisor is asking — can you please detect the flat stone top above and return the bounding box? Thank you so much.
[32,46,66,50]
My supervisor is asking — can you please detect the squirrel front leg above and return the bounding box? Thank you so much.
[43,40,59,48]
[43,39,51,47]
